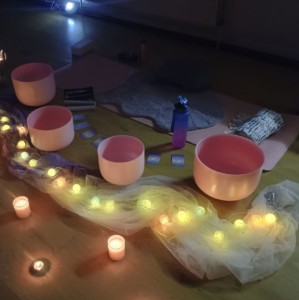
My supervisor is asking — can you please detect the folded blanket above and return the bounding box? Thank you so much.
[97,72,224,132]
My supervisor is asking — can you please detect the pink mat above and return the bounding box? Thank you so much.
[55,54,299,171]
[55,53,136,93]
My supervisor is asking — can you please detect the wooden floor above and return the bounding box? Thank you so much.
[1,1,299,299]
[2,0,299,113]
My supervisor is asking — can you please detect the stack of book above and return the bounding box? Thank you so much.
[63,86,96,111]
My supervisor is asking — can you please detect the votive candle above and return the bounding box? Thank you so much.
[13,196,31,218]
[108,235,125,261]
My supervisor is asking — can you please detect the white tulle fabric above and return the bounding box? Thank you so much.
[13,167,299,284]
[1,106,299,284]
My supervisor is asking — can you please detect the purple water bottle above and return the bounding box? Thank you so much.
[171,96,189,149]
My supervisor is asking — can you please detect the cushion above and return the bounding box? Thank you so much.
[154,58,211,91]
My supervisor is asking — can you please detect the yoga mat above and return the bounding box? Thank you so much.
[55,54,299,171]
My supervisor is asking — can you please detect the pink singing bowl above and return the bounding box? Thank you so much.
[98,135,145,185]
[11,62,56,106]
[27,106,74,151]
[193,134,265,201]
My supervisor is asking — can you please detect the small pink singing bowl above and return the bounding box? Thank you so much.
[27,105,74,151]
[97,135,145,185]
[193,134,265,201]
[11,62,56,106]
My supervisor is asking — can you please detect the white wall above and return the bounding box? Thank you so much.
[93,0,299,60]
[223,0,299,60]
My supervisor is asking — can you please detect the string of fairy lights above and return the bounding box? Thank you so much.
[0,105,298,284]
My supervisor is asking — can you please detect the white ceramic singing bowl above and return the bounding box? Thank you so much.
[193,134,265,201]
[11,62,56,106]
[27,106,75,152]
[97,135,145,185]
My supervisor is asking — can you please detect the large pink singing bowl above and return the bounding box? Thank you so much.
[193,134,265,201]
[27,106,74,151]
[11,62,56,106]
[98,135,145,185]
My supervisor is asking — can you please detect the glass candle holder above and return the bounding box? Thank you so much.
[13,196,31,218]
[108,235,125,261]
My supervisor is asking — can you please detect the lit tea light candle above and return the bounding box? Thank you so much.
[29,258,51,277]
[13,196,31,218]
[108,235,125,261]
[33,260,44,271]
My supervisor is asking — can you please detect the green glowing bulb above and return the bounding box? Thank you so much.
[90,196,101,209]
[195,206,205,217]
[20,151,29,160]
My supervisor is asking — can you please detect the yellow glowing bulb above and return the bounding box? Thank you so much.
[47,168,57,177]
[29,159,38,168]
[142,199,152,209]
[20,151,29,160]
[177,210,190,224]
[234,219,245,229]
[17,140,27,150]
[105,200,115,212]
[90,196,101,209]
[0,116,9,123]
[213,231,224,243]
[264,213,277,225]
[195,206,205,217]
[159,214,169,225]
[1,124,11,132]
[72,183,81,194]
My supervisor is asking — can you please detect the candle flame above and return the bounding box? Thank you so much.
[33,260,44,271]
